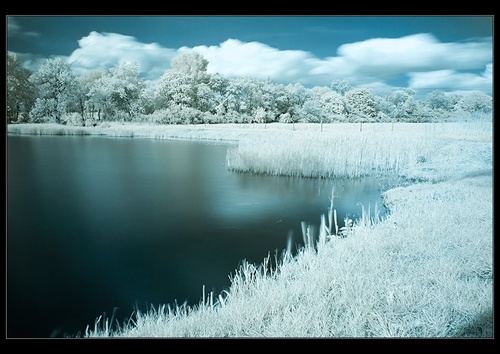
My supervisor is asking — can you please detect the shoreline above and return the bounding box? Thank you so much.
[7,122,493,337]
[7,121,492,182]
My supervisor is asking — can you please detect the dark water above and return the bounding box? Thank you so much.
[7,135,386,338]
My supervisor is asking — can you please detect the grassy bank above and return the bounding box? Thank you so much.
[7,122,493,337]
[7,121,266,141]
[86,175,492,338]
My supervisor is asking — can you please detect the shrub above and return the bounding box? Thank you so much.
[61,112,84,126]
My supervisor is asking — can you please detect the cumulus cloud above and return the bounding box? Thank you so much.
[308,33,492,91]
[408,64,493,95]
[56,31,492,96]
[67,31,177,80]
[185,39,319,83]
[336,33,491,74]
[184,34,492,95]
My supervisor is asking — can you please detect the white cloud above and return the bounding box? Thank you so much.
[33,31,493,96]
[182,34,491,95]
[335,33,491,74]
[7,17,40,37]
[483,63,493,81]
[67,31,177,80]
[408,64,493,95]
[308,33,492,92]
[7,17,21,33]
[185,39,319,83]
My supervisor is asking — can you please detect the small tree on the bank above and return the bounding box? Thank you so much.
[456,90,492,114]
[345,88,377,122]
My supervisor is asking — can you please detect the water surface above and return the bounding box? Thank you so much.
[7,135,385,337]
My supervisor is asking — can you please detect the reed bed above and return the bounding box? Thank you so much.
[7,123,93,136]
[7,122,252,142]
[227,131,434,179]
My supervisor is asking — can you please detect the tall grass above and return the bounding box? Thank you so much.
[227,132,434,179]
[226,121,492,182]
[7,123,93,136]
[7,122,249,142]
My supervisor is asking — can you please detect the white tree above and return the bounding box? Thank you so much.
[456,91,492,113]
[140,81,157,116]
[285,83,309,122]
[88,62,145,121]
[426,90,453,111]
[345,88,377,122]
[84,70,113,121]
[253,106,266,124]
[297,98,322,123]
[108,61,145,119]
[155,71,194,108]
[29,58,78,123]
[272,84,292,118]
[319,90,347,122]
[223,76,255,118]
[171,51,210,84]
[68,69,107,125]
[382,88,437,122]
[155,52,213,113]
[278,112,293,123]
[7,53,35,123]
[421,90,454,122]
[330,79,352,95]
[379,89,417,121]
[208,73,229,120]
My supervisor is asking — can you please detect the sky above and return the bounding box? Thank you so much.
[7,15,493,98]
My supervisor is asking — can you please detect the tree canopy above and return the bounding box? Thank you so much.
[7,52,493,126]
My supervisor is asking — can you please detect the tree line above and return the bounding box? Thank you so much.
[7,52,493,126]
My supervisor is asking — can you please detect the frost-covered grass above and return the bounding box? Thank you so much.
[7,121,492,337]
[226,121,492,181]
[227,131,431,179]
[7,122,262,141]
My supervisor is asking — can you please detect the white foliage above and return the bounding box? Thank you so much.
[28,58,78,123]
[17,53,494,125]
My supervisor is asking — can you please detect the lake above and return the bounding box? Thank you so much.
[7,135,386,338]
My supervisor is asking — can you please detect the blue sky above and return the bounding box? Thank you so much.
[7,15,493,97]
